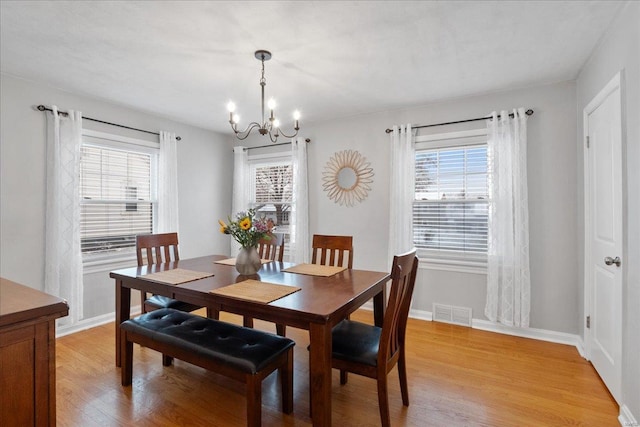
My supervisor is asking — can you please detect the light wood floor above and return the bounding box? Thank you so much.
[55,309,618,426]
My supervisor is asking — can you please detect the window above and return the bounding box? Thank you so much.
[79,131,158,260]
[413,131,488,258]
[249,155,293,238]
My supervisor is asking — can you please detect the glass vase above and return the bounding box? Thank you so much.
[235,246,262,275]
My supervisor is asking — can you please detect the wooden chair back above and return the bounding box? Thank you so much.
[379,249,418,368]
[136,233,179,267]
[135,232,207,316]
[257,234,285,262]
[311,235,353,268]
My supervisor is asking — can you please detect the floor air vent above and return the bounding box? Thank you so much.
[432,303,472,327]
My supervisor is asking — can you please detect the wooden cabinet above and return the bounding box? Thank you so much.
[0,277,68,426]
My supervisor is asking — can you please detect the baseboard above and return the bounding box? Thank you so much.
[575,335,586,358]
[360,303,580,350]
[619,404,639,427]
[360,302,434,321]
[472,318,581,348]
[409,307,433,321]
[56,305,141,338]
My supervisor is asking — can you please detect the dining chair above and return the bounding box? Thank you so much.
[136,233,208,316]
[257,233,285,262]
[311,234,354,268]
[244,234,287,336]
[330,249,418,427]
[295,234,355,341]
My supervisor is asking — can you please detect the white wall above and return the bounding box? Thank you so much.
[0,73,233,319]
[576,1,640,421]
[241,80,579,334]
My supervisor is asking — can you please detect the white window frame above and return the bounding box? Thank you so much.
[248,151,293,246]
[414,129,488,272]
[80,129,159,269]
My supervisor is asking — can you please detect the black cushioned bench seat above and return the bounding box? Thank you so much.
[120,308,294,427]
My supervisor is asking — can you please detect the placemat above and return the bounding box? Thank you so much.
[282,263,347,277]
[214,257,274,266]
[138,268,214,285]
[210,279,301,303]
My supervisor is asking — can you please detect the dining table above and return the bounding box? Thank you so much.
[110,254,390,427]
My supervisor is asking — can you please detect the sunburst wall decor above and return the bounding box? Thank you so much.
[322,149,374,207]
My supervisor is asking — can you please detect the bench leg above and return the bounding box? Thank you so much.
[162,354,173,366]
[243,316,254,328]
[340,370,349,384]
[281,348,294,414]
[206,306,215,318]
[246,374,262,427]
[121,332,133,386]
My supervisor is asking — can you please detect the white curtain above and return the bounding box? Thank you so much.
[485,108,531,328]
[157,131,179,233]
[290,137,310,263]
[388,124,415,267]
[45,106,83,326]
[231,146,249,256]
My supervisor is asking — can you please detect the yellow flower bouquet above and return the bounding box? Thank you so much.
[219,208,271,248]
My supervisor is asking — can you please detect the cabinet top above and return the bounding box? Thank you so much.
[0,277,69,327]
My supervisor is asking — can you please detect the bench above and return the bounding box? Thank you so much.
[120,308,295,426]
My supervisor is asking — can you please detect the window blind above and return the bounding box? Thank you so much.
[413,145,488,253]
[254,163,293,203]
[80,144,154,254]
[250,161,293,235]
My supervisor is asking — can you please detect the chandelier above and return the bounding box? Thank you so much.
[227,50,300,142]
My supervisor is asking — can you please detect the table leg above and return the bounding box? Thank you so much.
[309,323,332,426]
[373,282,387,327]
[115,279,130,367]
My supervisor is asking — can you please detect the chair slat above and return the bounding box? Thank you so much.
[312,235,353,268]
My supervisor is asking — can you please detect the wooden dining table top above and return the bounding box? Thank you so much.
[110,254,390,328]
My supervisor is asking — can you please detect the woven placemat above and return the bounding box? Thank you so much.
[210,279,301,303]
[282,263,347,277]
[214,258,274,266]
[138,268,214,285]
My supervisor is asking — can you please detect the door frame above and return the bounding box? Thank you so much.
[582,71,624,380]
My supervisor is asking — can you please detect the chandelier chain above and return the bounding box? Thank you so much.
[260,55,266,86]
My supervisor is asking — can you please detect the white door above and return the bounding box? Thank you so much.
[584,72,623,404]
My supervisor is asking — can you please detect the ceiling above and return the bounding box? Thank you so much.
[0,1,623,134]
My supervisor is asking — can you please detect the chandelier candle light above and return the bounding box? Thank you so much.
[227,50,300,143]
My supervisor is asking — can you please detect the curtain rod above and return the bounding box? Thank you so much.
[36,105,182,141]
[244,138,311,151]
[384,109,534,133]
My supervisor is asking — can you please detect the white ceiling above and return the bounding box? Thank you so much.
[0,1,623,134]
